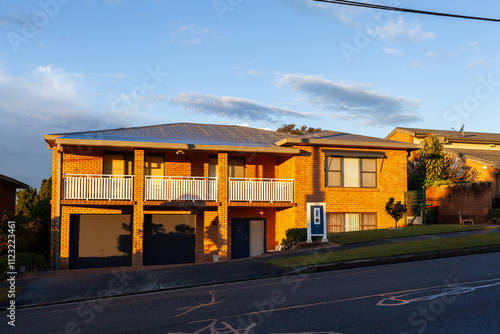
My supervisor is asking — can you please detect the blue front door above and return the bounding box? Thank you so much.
[310,205,325,235]
[231,219,250,259]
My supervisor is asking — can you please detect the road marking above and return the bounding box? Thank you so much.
[377,277,500,307]
[175,291,224,317]
[187,277,500,325]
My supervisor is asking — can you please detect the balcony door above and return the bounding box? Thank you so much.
[103,154,133,176]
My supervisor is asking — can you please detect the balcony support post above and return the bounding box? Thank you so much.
[132,149,144,267]
[217,152,229,261]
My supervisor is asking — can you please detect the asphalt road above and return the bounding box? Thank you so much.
[2,252,500,334]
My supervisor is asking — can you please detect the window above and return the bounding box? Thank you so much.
[209,157,218,178]
[145,155,164,176]
[229,157,245,178]
[327,213,377,232]
[103,154,133,175]
[325,156,377,188]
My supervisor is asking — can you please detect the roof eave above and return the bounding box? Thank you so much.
[53,138,300,155]
[444,149,500,170]
[0,175,29,189]
[274,137,420,151]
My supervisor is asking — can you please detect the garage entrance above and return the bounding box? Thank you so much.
[143,214,196,266]
[69,214,132,269]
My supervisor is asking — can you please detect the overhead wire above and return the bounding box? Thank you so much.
[312,0,500,22]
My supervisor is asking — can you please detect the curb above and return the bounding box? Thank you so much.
[285,245,500,275]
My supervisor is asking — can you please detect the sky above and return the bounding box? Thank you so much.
[1,0,500,188]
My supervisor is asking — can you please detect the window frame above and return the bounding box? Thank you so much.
[325,156,378,188]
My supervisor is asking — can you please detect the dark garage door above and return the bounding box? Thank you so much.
[143,214,195,266]
[69,214,132,269]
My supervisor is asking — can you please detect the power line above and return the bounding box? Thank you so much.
[312,0,500,22]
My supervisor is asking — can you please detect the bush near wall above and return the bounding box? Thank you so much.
[285,228,308,242]
[0,253,46,276]
[487,209,500,224]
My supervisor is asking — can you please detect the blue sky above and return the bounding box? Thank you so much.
[1,0,500,187]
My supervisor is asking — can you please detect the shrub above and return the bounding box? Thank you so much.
[0,253,46,275]
[487,209,500,224]
[285,228,307,243]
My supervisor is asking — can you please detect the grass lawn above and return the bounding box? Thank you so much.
[269,232,500,269]
[0,287,23,303]
[328,225,494,245]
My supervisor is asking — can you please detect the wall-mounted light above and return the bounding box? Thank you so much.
[176,150,185,155]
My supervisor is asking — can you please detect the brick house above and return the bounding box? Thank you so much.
[387,127,500,200]
[44,123,418,270]
[0,174,29,214]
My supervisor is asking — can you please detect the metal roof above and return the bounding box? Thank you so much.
[390,127,500,142]
[51,123,293,148]
[298,130,404,144]
[45,122,418,152]
[445,148,500,169]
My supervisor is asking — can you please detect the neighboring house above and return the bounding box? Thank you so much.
[386,127,500,200]
[0,174,29,213]
[44,123,418,270]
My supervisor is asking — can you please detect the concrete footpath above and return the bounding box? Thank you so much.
[2,227,500,310]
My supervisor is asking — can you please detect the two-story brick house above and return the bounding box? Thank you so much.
[44,123,418,270]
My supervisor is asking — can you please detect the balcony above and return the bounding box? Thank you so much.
[63,174,134,201]
[229,178,294,203]
[144,176,218,202]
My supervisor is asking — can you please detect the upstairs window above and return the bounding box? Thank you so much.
[325,156,377,188]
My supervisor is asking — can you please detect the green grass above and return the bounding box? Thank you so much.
[328,225,493,245]
[269,232,500,269]
[0,287,23,302]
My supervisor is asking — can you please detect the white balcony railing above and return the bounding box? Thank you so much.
[229,178,294,203]
[63,174,134,200]
[145,176,218,202]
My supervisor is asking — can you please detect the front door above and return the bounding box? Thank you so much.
[231,219,249,259]
[231,219,265,259]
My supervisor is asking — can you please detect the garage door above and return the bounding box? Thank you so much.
[69,214,132,269]
[143,214,195,266]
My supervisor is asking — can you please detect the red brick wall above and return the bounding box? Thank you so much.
[50,144,409,267]
[0,183,16,213]
[278,146,408,238]
[465,159,499,184]
[426,182,494,224]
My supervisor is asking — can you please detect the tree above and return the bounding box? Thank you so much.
[16,186,38,215]
[385,198,407,229]
[277,124,322,136]
[1,211,42,254]
[408,135,479,190]
[37,177,52,201]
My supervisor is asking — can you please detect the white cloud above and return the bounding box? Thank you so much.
[136,94,166,102]
[275,73,422,126]
[407,62,421,68]
[170,25,220,45]
[92,73,127,78]
[0,66,127,187]
[383,48,402,55]
[171,92,311,124]
[368,17,435,41]
[465,58,487,69]
[426,51,439,57]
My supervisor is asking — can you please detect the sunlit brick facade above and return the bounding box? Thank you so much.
[46,123,417,270]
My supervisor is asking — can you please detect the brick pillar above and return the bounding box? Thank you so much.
[217,152,229,261]
[132,149,144,266]
[50,148,59,270]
